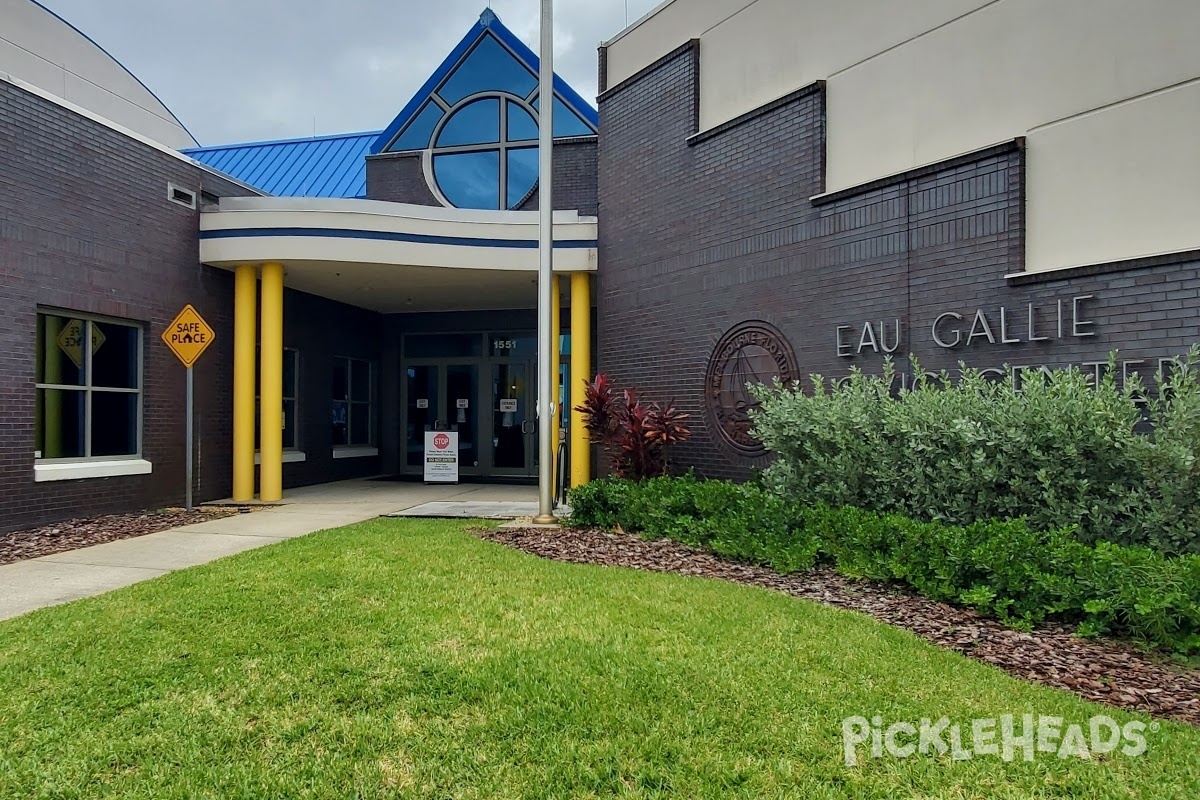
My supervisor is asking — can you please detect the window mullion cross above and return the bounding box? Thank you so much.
[497,98,511,210]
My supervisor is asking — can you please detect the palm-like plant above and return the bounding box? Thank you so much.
[575,374,691,479]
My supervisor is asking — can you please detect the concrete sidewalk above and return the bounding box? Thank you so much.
[0,478,535,622]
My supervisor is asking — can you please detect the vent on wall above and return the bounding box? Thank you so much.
[168,182,197,209]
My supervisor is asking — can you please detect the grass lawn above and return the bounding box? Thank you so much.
[1,519,1198,799]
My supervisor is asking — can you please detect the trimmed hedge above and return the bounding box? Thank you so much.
[569,476,1200,655]
[749,351,1200,555]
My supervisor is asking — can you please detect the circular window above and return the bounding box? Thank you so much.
[428,93,539,210]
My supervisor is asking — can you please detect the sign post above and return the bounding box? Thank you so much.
[161,305,215,510]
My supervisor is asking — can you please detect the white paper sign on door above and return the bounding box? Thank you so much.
[423,431,459,483]
[499,398,517,412]
[416,398,429,409]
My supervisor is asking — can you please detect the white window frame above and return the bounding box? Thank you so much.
[33,310,150,481]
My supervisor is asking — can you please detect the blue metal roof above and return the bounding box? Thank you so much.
[182,130,381,198]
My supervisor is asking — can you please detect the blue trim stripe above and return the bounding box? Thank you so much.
[199,227,596,250]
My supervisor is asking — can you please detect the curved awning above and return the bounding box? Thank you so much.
[199,197,597,312]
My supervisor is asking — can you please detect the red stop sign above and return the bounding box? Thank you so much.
[433,433,450,450]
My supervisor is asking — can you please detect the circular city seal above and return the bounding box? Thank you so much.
[704,321,799,456]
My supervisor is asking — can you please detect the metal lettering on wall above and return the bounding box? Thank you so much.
[835,295,1098,358]
[705,321,798,457]
[826,293,1194,391]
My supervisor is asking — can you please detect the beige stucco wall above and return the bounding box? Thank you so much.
[0,0,195,147]
[604,0,754,89]
[1025,79,1200,273]
[604,0,1200,273]
[696,0,991,132]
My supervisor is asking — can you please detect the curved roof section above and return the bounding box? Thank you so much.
[0,0,196,147]
[198,197,597,312]
[183,131,380,198]
[372,9,598,154]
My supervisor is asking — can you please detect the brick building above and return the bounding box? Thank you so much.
[596,0,1200,479]
[2,0,1198,530]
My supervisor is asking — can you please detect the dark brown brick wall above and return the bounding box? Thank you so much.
[278,290,384,489]
[0,80,383,532]
[0,79,248,531]
[596,43,1200,480]
[514,139,598,217]
[366,140,598,215]
[364,152,440,206]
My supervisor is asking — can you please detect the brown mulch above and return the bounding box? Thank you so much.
[480,525,1200,727]
[0,507,244,566]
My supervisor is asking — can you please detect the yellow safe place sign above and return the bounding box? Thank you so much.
[162,304,215,367]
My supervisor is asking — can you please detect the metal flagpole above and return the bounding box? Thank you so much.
[533,0,558,525]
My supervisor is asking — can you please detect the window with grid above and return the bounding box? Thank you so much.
[255,348,299,450]
[332,357,373,446]
[35,312,142,460]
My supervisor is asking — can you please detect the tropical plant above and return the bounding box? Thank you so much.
[575,373,691,480]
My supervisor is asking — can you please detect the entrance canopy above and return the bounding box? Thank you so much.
[199,196,597,312]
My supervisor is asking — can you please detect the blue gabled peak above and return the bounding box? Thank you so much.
[370,9,598,155]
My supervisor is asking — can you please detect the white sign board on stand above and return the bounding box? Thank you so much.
[423,431,459,483]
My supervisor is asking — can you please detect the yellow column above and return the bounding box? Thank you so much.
[259,262,285,502]
[550,275,561,480]
[569,272,592,487]
[232,265,257,501]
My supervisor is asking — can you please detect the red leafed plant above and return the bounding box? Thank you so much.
[575,373,691,480]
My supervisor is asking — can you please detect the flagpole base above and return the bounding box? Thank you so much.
[532,513,559,525]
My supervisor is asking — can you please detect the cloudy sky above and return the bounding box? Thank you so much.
[38,0,661,146]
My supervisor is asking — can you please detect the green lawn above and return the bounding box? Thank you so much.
[1,519,1198,799]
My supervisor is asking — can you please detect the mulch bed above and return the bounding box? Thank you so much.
[481,526,1200,727]
[0,507,243,566]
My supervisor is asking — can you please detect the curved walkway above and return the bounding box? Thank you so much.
[0,479,534,621]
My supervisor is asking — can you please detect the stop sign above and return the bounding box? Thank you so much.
[433,433,450,450]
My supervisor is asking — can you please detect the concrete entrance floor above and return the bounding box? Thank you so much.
[0,478,535,622]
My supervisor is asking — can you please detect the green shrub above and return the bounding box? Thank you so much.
[570,474,820,573]
[567,476,1200,654]
[749,348,1200,555]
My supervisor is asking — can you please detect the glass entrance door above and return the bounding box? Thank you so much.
[490,361,535,475]
[444,363,479,471]
[400,331,542,479]
[403,362,481,475]
[404,365,438,470]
